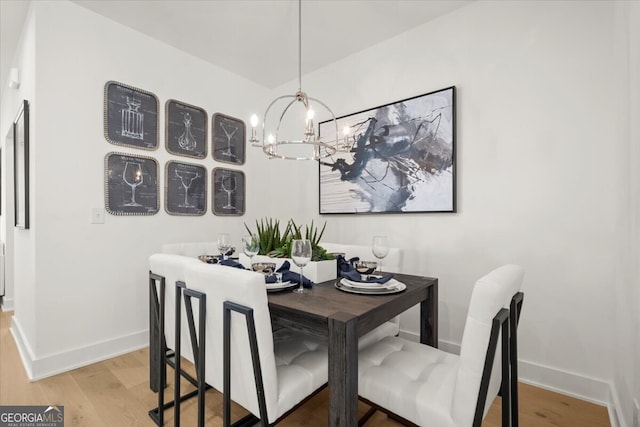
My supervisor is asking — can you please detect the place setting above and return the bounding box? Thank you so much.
[334,237,406,295]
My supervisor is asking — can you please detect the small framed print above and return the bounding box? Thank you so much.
[104,81,159,150]
[165,161,207,216]
[212,113,245,164]
[14,100,29,229]
[212,168,245,216]
[105,152,159,215]
[165,100,207,158]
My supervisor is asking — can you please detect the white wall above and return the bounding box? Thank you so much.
[0,2,36,347]
[614,1,640,426]
[2,0,637,422]
[7,0,273,379]
[268,0,631,409]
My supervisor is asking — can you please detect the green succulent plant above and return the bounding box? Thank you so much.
[244,218,333,261]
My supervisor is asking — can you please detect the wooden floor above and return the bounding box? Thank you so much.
[0,310,610,426]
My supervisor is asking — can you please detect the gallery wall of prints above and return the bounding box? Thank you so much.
[103,80,246,217]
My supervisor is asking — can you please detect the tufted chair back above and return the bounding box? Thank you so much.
[452,264,525,426]
[184,263,281,421]
[161,241,220,258]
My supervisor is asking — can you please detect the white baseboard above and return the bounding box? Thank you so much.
[1,297,14,312]
[399,329,622,426]
[10,316,149,381]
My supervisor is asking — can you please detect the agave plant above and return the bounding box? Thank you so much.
[244,218,292,257]
[244,218,333,261]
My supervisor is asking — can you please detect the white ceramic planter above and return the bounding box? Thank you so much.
[239,254,337,283]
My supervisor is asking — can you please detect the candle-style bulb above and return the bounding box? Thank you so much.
[250,114,258,128]
[343,126,350,136]
[267,133,275,144]
[306,108,315,121]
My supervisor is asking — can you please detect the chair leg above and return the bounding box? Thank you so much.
[501,315,511,427]
[184,289,207,427]
[510,292,524,427]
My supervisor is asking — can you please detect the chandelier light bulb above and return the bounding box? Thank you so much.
[250,114,259,128]
[343,126,350,136]
[267,133,275,144]
[306,108,315,122]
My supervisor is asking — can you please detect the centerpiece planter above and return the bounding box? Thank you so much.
[239,254,336,283]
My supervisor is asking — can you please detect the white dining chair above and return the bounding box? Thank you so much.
[321,241,403,348]
[148,253,203,425]
[181,262,329,426]
[357,264,525,427]
[161,241,220,257]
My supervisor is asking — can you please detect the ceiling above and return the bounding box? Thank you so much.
[1,0,472,99]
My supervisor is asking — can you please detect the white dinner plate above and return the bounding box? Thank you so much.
[341,277,399,290]
[336,279,406,295]
[265,281,295,291]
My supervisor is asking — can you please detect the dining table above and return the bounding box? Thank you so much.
[268,272,438,427]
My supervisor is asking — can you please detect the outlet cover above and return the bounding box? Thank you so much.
[91,208,105,224]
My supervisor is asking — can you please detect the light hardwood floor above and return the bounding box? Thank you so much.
[0,310,610,426]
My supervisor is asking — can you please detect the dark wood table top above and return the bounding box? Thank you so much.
[268,272,437,339]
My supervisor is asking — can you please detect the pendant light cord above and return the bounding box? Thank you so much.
[298,0,302,92]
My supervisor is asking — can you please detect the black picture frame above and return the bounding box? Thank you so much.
[212,113,245,164]
[165,161,207,216]
[104,81,159,150]
[212,167,245,216]
[165,99,207,158]
[0,147,3,216]
[318,86,456,214]
[105,152,159,215]
[14,100,29,229]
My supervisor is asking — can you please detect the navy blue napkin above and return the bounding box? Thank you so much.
[263,260,313,288]
[336,255,360,274]
[339,269,393,284]
[218,258,246,269]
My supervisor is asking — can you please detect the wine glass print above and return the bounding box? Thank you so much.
[220,121,237,157]
[122,161,143,206]
[175,168,200,208]
[178,112,197,151]
[372,236,390,272]
[221,172,237,210]
[291,239,312,294]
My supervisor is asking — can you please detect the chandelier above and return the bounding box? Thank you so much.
[249,0,338,160]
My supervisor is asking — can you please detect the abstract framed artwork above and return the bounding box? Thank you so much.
[212,167,245,216]
[165,99,207,158]
[14,100,29,228]
[105,152,159,215]
[212,113,245,165]
[104,81,159,150]
[165,161,207,216]
[318,86,455,214]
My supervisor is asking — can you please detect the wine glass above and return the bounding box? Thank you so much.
[221,174,237,210]
[217,233,231,260]
[242,234,260,264]
[372,236,389,273]
[291,239,312,294]
[122,162,143,206]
